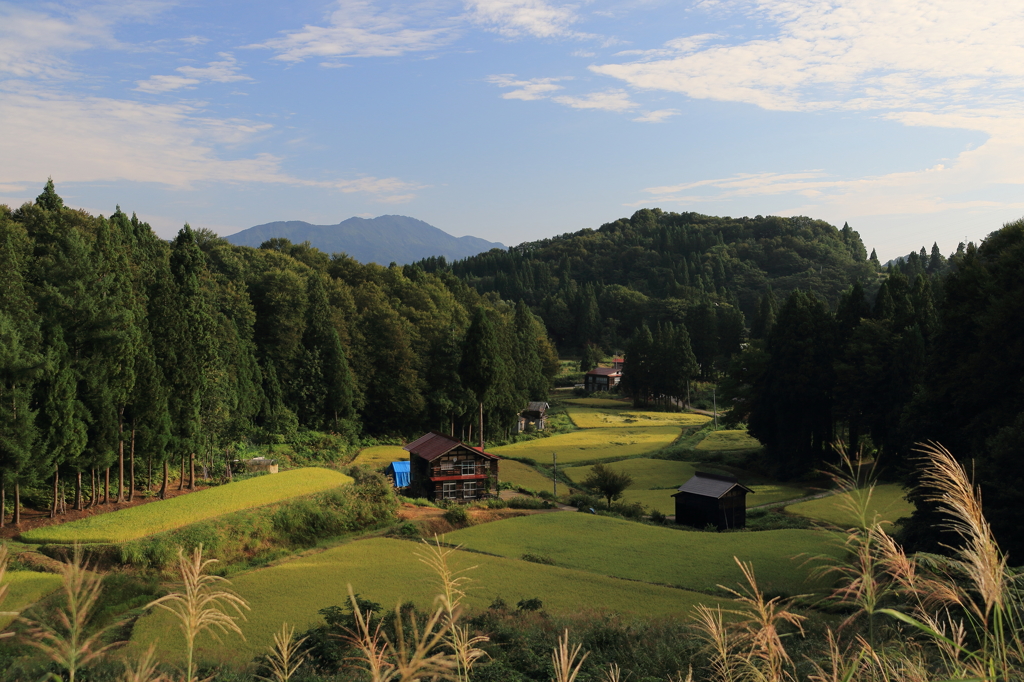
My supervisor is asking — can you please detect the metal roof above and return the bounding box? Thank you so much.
[526,401,549,412]
[673,472,753,499]
[586,367,621,376]
[403,432,499,462]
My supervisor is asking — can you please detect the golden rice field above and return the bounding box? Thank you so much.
[695,429,762,451]
[491,426,681,464]
[19,468,353,545]
[786,483,915,529]
[448,514,842,598]
[499,459,556,492]
[563,397,632,408]
[567,407,711,429]
[129,536,732,666]
[351,444,408,468]
[0,571,64,629]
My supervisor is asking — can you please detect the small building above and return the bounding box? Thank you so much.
[404,432,500,503]
[673,472,753,530]
[385,461,411,489]
[584,366,622,392]
[245,457,278,474]
[516,401,550,433]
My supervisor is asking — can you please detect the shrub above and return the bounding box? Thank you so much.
[444,505,470,526]
[521,553,555,565]
[536,490,555,501]
[516,597,544,612]
[486,498,508,509]
[649,509,667,524]
[506,497,553,510]
[613,501,646,520]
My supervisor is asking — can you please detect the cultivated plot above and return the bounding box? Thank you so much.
[352,445,408,468]
[491,427,681,465]
[0,571,64,629]
[696,430,762,451]
[500,459,556,492]
[448,513,841,598]
[562,398,632,408]
[786,483,914,529]
[567,407,710,429]
[129,536,730,666]
[19,468,353,545]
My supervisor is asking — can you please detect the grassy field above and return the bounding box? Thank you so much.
[696,430,762,451]
[500,459,556,492]
[0,571,64,630]
[563,398,632,408]
[567,407,711,429]
[351,445,408,468]
[448,514,842,598]
[491,427,681,465]
[19,468,354,545]
[786,484,915,529]
[129,536,732,666]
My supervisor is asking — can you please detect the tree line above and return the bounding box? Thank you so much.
[0,182,558,523]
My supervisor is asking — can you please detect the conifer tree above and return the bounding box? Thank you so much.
[298,273,354,430]
[459,307,501,447]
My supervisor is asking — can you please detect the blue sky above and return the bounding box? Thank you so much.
[1,0,1021,260]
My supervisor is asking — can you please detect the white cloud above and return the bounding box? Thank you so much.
[0,85,423,201]
[486,73,568,100]
[180,35,208,46]
[135,53,252,93]
[465,0,592,39]
[251,1,457,62]
[632,108,679,122]
[552,88,637,111]
[0,5,110,78]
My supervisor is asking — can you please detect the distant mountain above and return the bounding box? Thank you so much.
[224,215,504,265]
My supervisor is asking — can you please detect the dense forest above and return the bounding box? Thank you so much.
[0,181,558,522]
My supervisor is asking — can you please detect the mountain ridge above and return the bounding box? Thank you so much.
[225,214,504,265]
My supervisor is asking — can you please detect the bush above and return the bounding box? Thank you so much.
[444,505,470,526]
[568,492,599,510]
[521,553,555,565]
[392,521,420,538]
[649,509,667,524]
[536,490,555,501]
[506,497,553,510]
[486,498,508,509]
[613,501,646,520]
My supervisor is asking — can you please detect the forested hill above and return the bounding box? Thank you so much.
[418,208,879,352]
[226,215,505,265]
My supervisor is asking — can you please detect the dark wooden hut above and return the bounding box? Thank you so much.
[404,432,499,502]
[517,401,550,432]
[673,472,753,530]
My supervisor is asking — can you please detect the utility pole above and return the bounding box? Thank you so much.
[713,387,718,431]
[552,452,557,498]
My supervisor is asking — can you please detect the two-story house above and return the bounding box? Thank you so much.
[404,432,500,502]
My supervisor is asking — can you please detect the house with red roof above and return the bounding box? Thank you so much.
[403,432,500,502]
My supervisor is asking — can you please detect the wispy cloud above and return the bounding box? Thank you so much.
[486,73,569,99]
[552,88,637,111]
[465,0,593,39]
[135,53,252,93]
[250,1,457,62]
[0,84,424,202]
[633,108,678,123]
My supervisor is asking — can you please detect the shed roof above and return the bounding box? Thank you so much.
[525,401,549,413]
[673,472,753,499]
[403,432,499,462]
[586,367,622,377]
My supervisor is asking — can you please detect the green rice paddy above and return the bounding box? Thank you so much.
[0,571,64,630]
[19,468,353,544]
[499,459,556,492]
[491,427,681,465]
[786,484,915,529]
[129,536,731,666]
[448,514,842,597]
[567,407,711,429]
[563,398,632,408]
[352,445,408,469]
[696,430,762,451]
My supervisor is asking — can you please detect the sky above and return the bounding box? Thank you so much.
[1,0,1022,260]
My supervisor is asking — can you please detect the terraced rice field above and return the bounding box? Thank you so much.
[448,514,841,598]
[0,571,64,629]
[19,468,353,544]
[696,430,762,451]
[786,483,914,529]
[567,407,711,429]
[129,537,731,665]
[491,426,681,464]
[352,445,408,468]
[563,398,632,408]
[499,459,556,492]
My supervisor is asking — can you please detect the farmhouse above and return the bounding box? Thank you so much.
[404,432,499,502]
[584,366,622,392]
[516,401,550,433]
[673,472,753,530]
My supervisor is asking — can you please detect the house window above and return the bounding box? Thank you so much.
[461,460,476,476]
[440,458,455,470]
[442,482,456,499]
[463,482,476,499]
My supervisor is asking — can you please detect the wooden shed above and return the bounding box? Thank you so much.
[673,472,753,530]
[517,401,550,433]
[404,432,499,503]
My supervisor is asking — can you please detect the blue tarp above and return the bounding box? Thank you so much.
[387,461,411,488]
